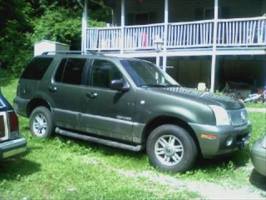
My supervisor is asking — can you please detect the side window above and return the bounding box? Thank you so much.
[55,58,86,85]
[90,60,123,89]
[21,57,53,80]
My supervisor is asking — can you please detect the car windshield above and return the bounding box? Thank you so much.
[121,60,179,87]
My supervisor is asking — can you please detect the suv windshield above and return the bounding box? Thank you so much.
[121,60,178,87]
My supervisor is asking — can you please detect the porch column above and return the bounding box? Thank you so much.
[81,0,88,53]
[210,0,219,92]
[120,0,125,54]
[263,59,266,87]
[162,0,169,71]
[156,56,160,66]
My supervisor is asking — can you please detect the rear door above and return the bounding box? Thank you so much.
[79,59,136,142]
[48,57,88,130]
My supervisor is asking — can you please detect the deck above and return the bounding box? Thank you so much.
[86,16,266,56]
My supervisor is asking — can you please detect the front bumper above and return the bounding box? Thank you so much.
[251,138,266,176]
[0,138,27,160]
[189,122,251,158]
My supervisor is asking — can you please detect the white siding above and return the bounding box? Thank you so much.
[34,40,69,56]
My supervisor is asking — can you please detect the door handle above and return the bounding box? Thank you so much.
[48,86,58,93]
[86,92,98,99]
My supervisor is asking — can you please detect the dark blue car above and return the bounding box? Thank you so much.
[0,90,27,160]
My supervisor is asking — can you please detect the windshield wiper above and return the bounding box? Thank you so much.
[140,84,180,88]
[140,84,167,88]
[164,84,180,87]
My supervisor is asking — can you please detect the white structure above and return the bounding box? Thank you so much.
[34,40,70,56]
[82,0,266,92]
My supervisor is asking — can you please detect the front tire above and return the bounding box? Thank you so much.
[146,124,198,173]
[29,106,54,139]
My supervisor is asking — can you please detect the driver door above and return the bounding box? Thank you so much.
[79,59,136,142]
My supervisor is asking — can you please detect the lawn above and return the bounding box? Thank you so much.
[0,79,266,199]
[246,102,266,109]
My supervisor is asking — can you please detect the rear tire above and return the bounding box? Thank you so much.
[29,106,54,139]
[146,124,198,173]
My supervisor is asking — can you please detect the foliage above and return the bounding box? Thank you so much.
[31,7,106,48]
[31,8,82,45]
[0,0,33,74]
[0,0,111,75]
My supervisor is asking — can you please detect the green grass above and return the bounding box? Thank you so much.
[0,79,266,199]
[245,103,266,109]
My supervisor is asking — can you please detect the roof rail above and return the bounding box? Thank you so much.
[41,50,104,56]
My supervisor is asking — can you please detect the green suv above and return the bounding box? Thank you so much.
[14,52,251,172]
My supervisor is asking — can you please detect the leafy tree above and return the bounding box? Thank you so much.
[0,0,111,74]
[31,7,106,49]
[0,0,33,73]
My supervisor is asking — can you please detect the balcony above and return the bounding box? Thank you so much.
[86,16,266,54]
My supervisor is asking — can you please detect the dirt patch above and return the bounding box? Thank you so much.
[117,169,266,200]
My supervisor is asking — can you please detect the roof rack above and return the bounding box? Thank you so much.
[41,50,104,56]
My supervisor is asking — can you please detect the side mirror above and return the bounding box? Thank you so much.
[110,79,130,92]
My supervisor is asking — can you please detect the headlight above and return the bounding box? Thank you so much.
[210,105,231,126]
[262,136,266,149]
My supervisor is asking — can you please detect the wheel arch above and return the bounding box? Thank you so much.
[142,116,201,154]
[26,98,51,117]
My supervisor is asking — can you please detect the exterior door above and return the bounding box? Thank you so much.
[79,59,136,142]
[48,57,88,130]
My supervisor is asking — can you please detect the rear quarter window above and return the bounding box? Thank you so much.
[21,57,53,80]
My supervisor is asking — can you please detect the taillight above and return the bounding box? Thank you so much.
[0,115,5,137]
[9,112,19,132]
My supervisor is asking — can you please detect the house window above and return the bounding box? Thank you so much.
[205,8,214,19]
[195,7,230,20]
[127,12,156,25]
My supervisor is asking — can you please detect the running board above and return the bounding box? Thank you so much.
[55,128,142,152]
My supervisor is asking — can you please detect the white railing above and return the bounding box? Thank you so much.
[217,17,266,47]
[86,17,266,51]
[124,23,165,50]
[167,20,213,48]
[87,27,122,50]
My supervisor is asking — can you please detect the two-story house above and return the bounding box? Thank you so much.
[81,0,266,92]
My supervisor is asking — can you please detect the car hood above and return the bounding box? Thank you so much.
[150,87,244,110]
[0,91,11,112]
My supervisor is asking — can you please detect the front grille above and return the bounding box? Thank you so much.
[0,114,6,138]
[229,109,248,126]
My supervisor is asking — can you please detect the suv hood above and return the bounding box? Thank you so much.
[151,87,244,110]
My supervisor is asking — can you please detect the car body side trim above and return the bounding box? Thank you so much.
[53,108,144,127]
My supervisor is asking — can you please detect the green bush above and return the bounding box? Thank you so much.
[0,1,109,76]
